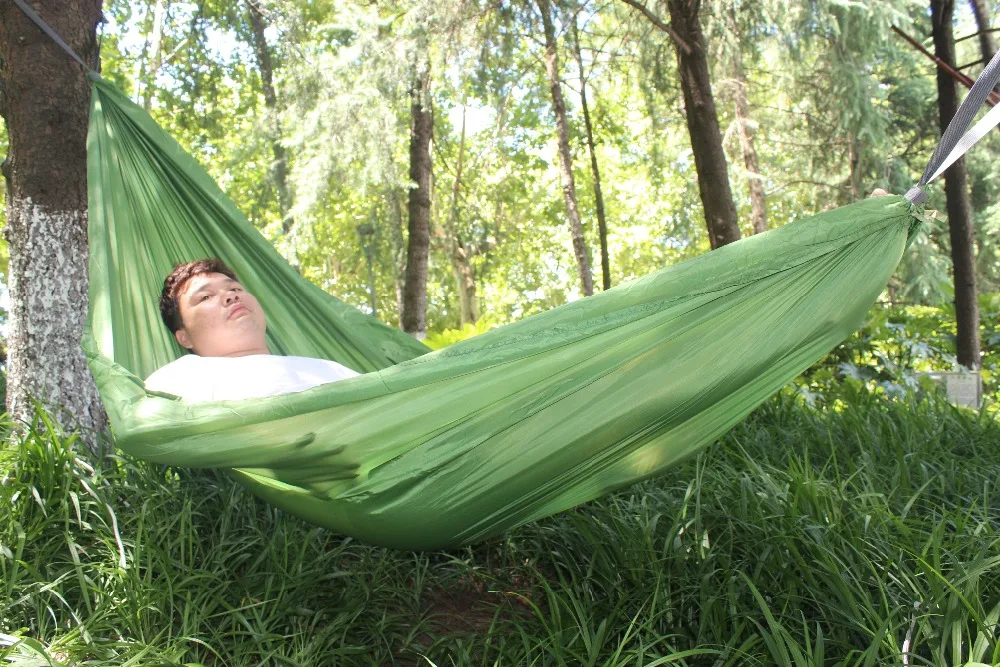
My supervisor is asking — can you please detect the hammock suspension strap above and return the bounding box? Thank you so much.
[9,0,100,74]
[905,48,1000,205]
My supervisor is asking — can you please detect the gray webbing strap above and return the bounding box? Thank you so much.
[10,0,95,73]
[926,99,1000,183]
[906,49,1000,205]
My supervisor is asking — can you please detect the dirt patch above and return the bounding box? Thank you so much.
[424,569,540,634]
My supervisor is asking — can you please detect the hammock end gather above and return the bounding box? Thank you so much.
[903,186,927,206]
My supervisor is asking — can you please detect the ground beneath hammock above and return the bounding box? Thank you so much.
[403,572,540,660]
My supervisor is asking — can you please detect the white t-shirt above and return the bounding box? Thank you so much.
[144,354,360,402]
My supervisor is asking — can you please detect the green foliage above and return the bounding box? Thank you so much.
[423,316,497,350]
[91,0,999,337]
[968,131,1000,293]
[799,298,1000,408]
[9,8,1000,660]
[3,386,1000,665]
[103,0,279,231]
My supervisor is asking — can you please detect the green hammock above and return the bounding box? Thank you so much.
[84,79,923,550]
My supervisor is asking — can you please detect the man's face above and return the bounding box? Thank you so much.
[174,272,268,357]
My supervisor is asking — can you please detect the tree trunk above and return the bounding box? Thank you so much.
[847,134,862,200]
[572,17,611,290]
[401,63,432,339]
[246,0,296,236]
[0,0,107,441]
[666,0,740,249]
[142,0,166,111]
[968,0,996,65]
[447,104,478,325]
[452,242,477,325]
[730,54,767,235]
[931,0,981,370]
[389,187,407,329]
[537,0,594,296]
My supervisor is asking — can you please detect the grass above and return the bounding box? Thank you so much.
[1,388,999,666]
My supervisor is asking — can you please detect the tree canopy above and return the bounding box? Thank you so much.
[3,0,999,335]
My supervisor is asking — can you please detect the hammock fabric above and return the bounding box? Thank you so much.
[85,78,922,550]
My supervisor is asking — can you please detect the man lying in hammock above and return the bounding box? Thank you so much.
[146,189,895,401]
[144,258,359,401]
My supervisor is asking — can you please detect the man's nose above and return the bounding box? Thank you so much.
[224,291,240,304]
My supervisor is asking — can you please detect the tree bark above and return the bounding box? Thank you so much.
[968,0,996,65]
[452,241,477,325]
[931,0,981,370]
[572,17,611,290]
[0,0,107,441]
[666,0,740,249]
[246,0,295,236]
[401,63,432,339]
[389,187,407,329]
[847,133,862,200]
[447,104,478,325]
[730,54,767,235]
[537,0,594,296]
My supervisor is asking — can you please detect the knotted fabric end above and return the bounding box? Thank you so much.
[903,186,927,206]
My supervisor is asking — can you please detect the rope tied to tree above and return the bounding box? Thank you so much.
[906,48,1000,205]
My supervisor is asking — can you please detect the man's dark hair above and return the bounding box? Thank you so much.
[160,258,239,333]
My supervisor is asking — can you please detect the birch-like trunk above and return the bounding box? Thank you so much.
[931,0,981,369]
[537,0,594,296]
[0,0,107,443]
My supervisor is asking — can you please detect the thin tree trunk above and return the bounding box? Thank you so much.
[968,0,999,96]
[572,17,611,290]
[389,187,407,329]
[0,0,107,443]
[447,104,478,325]
[730,55,767,234]
[537,0,594,296]
[666,0,740,249]
[246,1,295,236]
[359,218,377,316]
[142,0,166,111]
[402,63,432,339]
[968,0,996,64]
[452,241,477,325]
[931,0,981,370]
[847,133,862,200]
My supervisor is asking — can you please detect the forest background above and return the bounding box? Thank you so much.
[1,0,997,355]
[3,2,1000,664]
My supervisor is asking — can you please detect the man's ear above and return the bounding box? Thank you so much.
[174,328,194,351]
